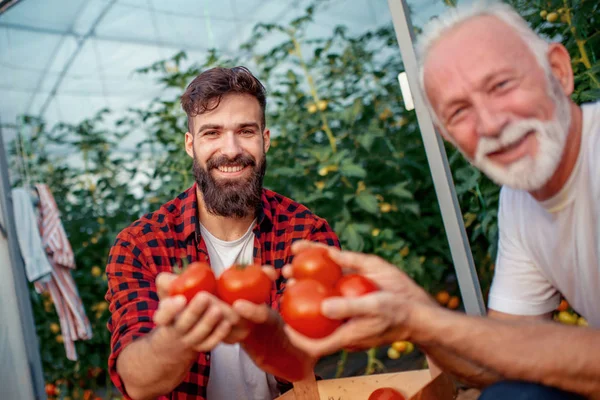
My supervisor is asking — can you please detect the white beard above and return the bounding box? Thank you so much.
[469,76,572,191]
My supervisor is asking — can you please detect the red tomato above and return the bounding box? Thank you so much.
[169,262,217,302]
[217,264,272,305]
[335,274,378,297]
[291,247,342,287]
[45,383,58,397]
[280,279,342,339]
[368,387,406,400]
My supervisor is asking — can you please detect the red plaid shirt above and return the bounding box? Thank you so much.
[105,184,340,400]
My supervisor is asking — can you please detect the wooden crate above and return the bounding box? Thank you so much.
[276,369,456,400]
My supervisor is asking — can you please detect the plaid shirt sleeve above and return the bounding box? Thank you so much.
[105,230,159,399]
[306,217,340,249]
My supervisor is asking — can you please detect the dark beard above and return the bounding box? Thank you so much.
[193,151,266,218]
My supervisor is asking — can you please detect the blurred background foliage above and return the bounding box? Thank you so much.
[7,0,598,398]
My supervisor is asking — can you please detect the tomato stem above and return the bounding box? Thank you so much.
[364,347,385,375]
[335,350,348,378]
[562,1,592,70]
[105,371,112,399]
[290,34,337,154]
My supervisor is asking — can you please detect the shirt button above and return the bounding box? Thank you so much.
[206,354,210,361]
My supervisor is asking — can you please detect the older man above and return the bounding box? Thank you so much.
[282,2,600,399]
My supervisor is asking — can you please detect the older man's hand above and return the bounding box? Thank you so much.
[281,240,439,358]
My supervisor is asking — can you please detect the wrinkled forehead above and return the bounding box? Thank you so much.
[189,93,263,131]
[420,15,545,117]
[423,16,537,92]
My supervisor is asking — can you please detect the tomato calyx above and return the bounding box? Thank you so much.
[168,261,218,301]
[232,262,251,271]
[217,263,272,305]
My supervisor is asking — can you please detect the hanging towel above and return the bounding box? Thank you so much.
[11,187,52,283]
[35,184,76,269]
[34,183,93,361]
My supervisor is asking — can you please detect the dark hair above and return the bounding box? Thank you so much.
[181,66,267,132]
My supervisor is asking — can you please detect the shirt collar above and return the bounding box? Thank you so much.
[176,183,274,242]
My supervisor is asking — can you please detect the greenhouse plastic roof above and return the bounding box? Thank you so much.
[0,0,443,146]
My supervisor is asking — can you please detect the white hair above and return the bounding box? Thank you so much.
[415,1,552,124]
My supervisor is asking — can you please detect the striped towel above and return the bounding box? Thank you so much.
[34,184,93,361]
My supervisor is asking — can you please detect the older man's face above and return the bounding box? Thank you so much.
[423,16,571,191]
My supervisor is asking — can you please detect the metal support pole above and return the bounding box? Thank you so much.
[386,0,486,316]
[0,117,47,399]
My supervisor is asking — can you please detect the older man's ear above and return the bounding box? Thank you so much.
[547,43,575,97]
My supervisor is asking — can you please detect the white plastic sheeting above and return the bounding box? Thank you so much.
[0,0,443,145]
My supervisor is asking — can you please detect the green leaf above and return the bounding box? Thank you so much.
[340,162,367,178]
[580,89,600,102]
[355,191,379,214]
[357,133,376,150]
[273,167,303,177]
[344,98,363,123]
[352,223,372,234]
[342,224,365,251]
[400,203,420,216]
[301,191,335,204]
[388,182,414,200]
[331,149,352,164]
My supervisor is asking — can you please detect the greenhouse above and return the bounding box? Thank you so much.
[1,0,598,399]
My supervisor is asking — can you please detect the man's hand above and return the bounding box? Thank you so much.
[234,298,317,381]
[281,240,439,358]
[286,241,433,300]
[153,273,244,353]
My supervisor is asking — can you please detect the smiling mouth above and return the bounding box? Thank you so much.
[487,130,535,158]
[215,164,247,173]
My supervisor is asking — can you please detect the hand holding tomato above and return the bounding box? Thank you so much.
[153,268,246,353]
[282,241,438,358]
[335,274,379,297]
[233,299,316,382]
[168,261,217,302]
[280,279,343,339]
[279,244,379,343]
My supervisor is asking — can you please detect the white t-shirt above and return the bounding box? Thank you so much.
[488,101,600,327]
[200,221,280,400]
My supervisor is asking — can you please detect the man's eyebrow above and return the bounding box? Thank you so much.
[237,122,260,130]
[479,68,513,88]
[196,122,261,135]
[196,124,222,135]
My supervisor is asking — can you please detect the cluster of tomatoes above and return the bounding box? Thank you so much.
[386,340,415,360]
[168,260,272,305]
[169,248,410,396]
[281,247,379,339]
[554,299,588,327]
[169,247,380,339]
[45,383,103,400]
[434,290,460,310]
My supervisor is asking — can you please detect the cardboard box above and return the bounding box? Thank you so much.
[276,369,456,400]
